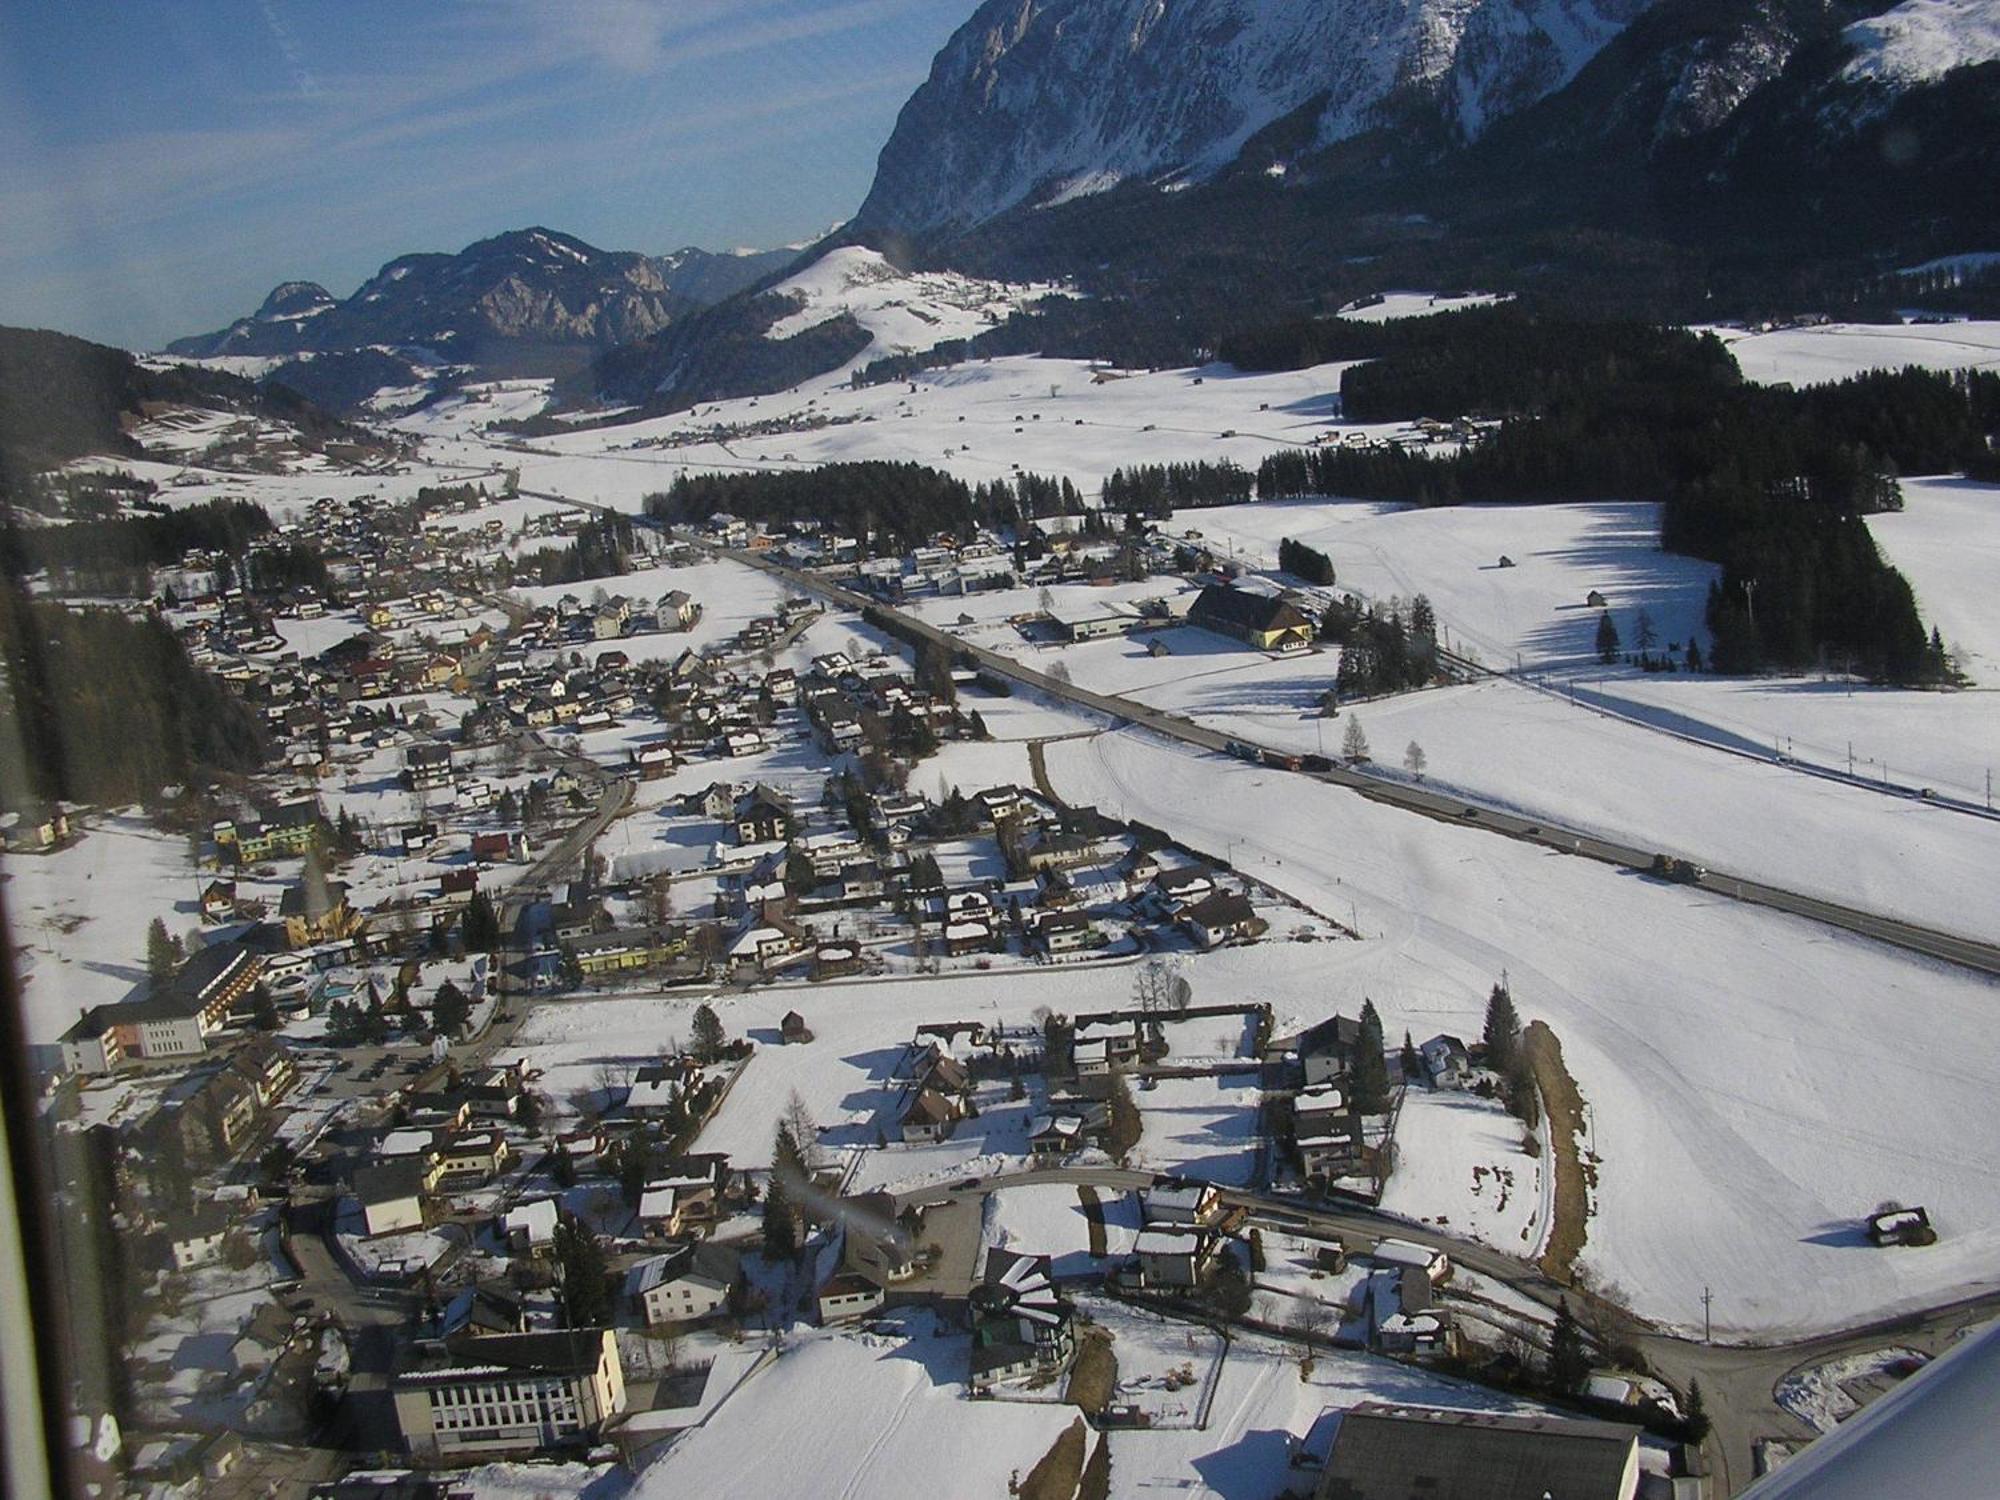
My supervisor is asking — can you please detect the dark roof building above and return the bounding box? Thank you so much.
[1316,1402,1642,1500]
[1188,585,1315,650]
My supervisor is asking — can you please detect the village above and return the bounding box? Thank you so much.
[6,464,1760,1500]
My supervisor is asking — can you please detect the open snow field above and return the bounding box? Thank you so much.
[1330,679,2000,946]
[1869,475,2000,683]
[6,813,205,1052]
[1708,320,2000,386]
[1044,728,2000,1337]
[1377,1087,1547,1257]
[1179,498,1716,671]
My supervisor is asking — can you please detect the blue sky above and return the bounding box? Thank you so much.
[0,0,971,349]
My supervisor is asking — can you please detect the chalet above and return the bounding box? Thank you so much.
[1028,1102,1108,1159]
[1034,909,1098,955]
[942,917,996,957]
[1142,1182,1223,1227]
[1419,1034,1473,1089]
[354,1159,430,1238]
[900,1084,967,1143]
[1316,1402,1642,1500]
[1372,1238,1452,1285]
[636,1184,686,1239]
[1187,584,1314,652]
[970,1249,1077,1393]
[631,740,677,780]
[630,1242,738,1325]
[279,872,365,949]
[1072,1038,1113,1082]
[200,880,238,922]
[163,1204,235,1270]
[502,1199,559,1256]
[471,829,527,864]
[728,906,810,969]
[1180,889,1260,949]
[432,1130,512,1184]
[659,590,699,629]
[390,1328,625,1461]
[405,742,454,792]
[1153,866,1215,908]
[1076,1019,1144,1068]
[1134,1226,1221,1288]
[1299,1014,1365,1088]
[1298,1114,1367,1180]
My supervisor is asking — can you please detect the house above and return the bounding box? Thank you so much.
[502,1199,559,1256]
[1419,1034,1473,1089]
[841,1192,927,1285]
[816,1271,886,1324]
[433,1130,511,1183]
[1314,1402,1642,1500]
[1371,1238,1451,1285]
[900,1085,967,1143]
[1075,1019,1144,1068]
[1187,584,1314,652]
[163,1204,235,1270]
[390,1328,626,1461]
[659,590,699,629]
[1180,889,1260,949]
[1034,909,1098,955]
[1028,1102,1108,1159]
[637,1183,686,1239]
[1154,866,1216,909]
[942,917,995,957]
[734,785,792,844]
[1298,1114,1367,1181]
[1292,1082,1347,1134]
[729,905,809,969]
[1867,1205,1935,1247]
[355,1159,430,1238]
[1141,1182,1223,1227]
[629,1242,739,1326]
[406,742,454,792]
[1298,1014,1365,1088]
[1134,1227,1220,1288]
[1072,1038,1112,1083]
[199,879,238,922]
[969,1249,1077,1393]
[631,740,677,780]
[812,943,864,980]
[781,1010,813,1044]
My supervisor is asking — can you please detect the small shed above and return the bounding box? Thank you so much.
[1585,589,1608,607]
[781,1010,814,1045]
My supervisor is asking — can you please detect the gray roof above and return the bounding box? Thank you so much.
[1317,1402,1640,1500]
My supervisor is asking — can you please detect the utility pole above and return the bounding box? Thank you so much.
[1702,1286,1714,1345]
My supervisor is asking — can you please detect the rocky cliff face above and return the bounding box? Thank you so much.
[851,0,1655,237]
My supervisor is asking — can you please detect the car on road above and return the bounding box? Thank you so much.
[1460,807,1479,818]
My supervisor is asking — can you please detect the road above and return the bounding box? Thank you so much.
[712,542,2000,979]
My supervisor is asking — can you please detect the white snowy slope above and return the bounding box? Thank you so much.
[853,0,1652,235]
[1843,0,2000,88]
[760,246,1066,377]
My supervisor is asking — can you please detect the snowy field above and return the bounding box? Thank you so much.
[1377,1087,1547,1257]
[6,813,206,1052]
[1868,475,2000,683]
[1176,498,1716,672]
[1707,319,2000,387]
[1132,1072,1264,1185]
[1327,678,2000,947]
[1044,727,2000,1337]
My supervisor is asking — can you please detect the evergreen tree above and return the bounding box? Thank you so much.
[145,917,177,981]
[552,1215,611,1327]
[1595,610,1621,664]
[432,980,469,1039]
[1482,982,1521,1070]
[1206,1260,1254,1319]
[1401,1030,1421,1081]
[764,1123,806,1260]
[1341,715,1370,763]
[249,984,280,1032]
[461,887,501,953]
[691,1003,727,1063]
[1684,1379,1711,1444]
[1549,1298,1590,1394]
[1352,1000,1390,1113]
[1685,637,1704,672]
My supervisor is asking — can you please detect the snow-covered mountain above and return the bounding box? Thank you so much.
[852,0,1655,237]
[1844,0,2000,87]
[168,229,795,368]
[758,246,1065,379]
